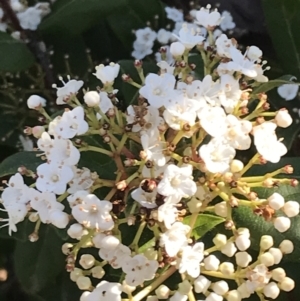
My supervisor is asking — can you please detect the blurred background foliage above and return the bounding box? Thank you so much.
[0,0,300,300]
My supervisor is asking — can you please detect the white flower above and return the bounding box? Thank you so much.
[68,167,94,194]
[275,109,293,128]
[122,254,158,286]
[155,45,174,65]
[36,163,74,195]
[131,187,157,209]
[132,41,154,60]
[157,29,172,44]
[139,73,176,108]
[82,281,122,301]
[247,46,263,62]
[178,242,204,278]
[195,7,221,29]
[94,63,120,85]
[277,83,299,101]
[55,106,89,139]
[53,77,84,105]
[72,194,114,230]
[159,222,190,257]
[157,164,197,203]
[157,202,178,229]
[200,138,236,174]
[17,6,45,30]
[101,244,131,269]
[165,7,184,22]
[173,23,205,49]
[245,264,271,293]
[96,91,114,119]
[27,95,46,109]
[67,190,89,208]
[135,27,157,46]
[220,11,235,31]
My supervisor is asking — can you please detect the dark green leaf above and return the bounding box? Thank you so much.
[40,0,127,35]
[183,213,225,240]
[0,32,35,72]
[262,0,300,78]
[189,54,204,80]
[13,225,66,294]
[252,75,298,95]
[0,151,42,177]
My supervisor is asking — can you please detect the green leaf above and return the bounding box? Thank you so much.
[189,54,204,80]
[40,0,127,35]
[13,225,66,294]
[0,32,35,72]
[262,0,300,78]
[233,184,300,262]
[0,151,42,177]
[252,75,298,95]
[183,214,225,240]
[107,0,165,51]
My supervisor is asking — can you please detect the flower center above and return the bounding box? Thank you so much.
[171,176,181,187]
[51,174,59,182]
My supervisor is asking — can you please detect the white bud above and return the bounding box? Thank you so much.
[178,280,192,295]
[27,95,46,109]
[221,241,237,257]
[204,255,220,271]
[230,160,244,173]
[273,216,291,232]
[169,292,187,301]
[80,291,90,301]
[76,276,92,290]
[283,200,299,217]
[155,285,170,299]
[271,267,286,282]
[79,254,95,269]
[144,248,158,261]
[247,46,262,61]
[263,282,280,299]
[32,126,45,138]
[146,296,159,301]
[219,262,235,276]
[100,235,120,249]
[212,280,229,295]
[268,248,283,264]
[206,292,223,301]
[28,212,39,222]
[194,275,211,293]
[61,242,73,255]
[122,280,136,294]
[187,197,202,213]
[279,277,295,292]
[279,239,294,254]
[68,223,84,239]
[259,252,275,267]
[275,109,293,128]
[50,210,69,229]
[235,252,252,267]
[236,228,250,238]
[84,91,100,107]
[213,234,227,248]
[237,283,251,299]
[226,290,241,301]
[70,268,83,282]
[260,235,274,250]
[214,201,227,217]
[235,235,251,251]
[91,266,105,279]
[268,193,284,210]
[170,42,185,56]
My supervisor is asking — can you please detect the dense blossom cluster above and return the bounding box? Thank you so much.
[0,4,298,301]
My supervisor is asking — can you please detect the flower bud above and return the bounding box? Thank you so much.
[226,290,242,301]
[213,234,227,248]
[100,235,120,249]
[237,283,251,299]
[260,235,274,250]
[279,277,295,291]
[259,252,275,267]
[219,262,235,276]
[79,254,95,269]
[84,91,100,107]
[32,126,45,138]
[169,292,187,301]
[27,95,46,109]
[62,243,73,255]
[170,42,185,57]
[178,280,192,295]
[187,197,202,213]
[221,241,237,257]
[235,235,251,251]
[194,275,211,293]
[214,201,227,217]
[204,255,220,271]
[271,267,286,282]
[144,248,158,261]
[230,160,244,173]
[155,285,170,299]
[235,252,252,267]
[206,292,223,301]
[50,210,69,229]
[275,109,293,128]
[212,280,229,295]
[122,280,136,294]
[279,239,294,254]
[269,248,283,264]
[91,266,105,279]
[263,282,280,299]
[268,192,284,210]
[70,268,83,282]
[68,223,84,239]
[273,216,291,232]
[76,276,92,290]
[283,200,299,217]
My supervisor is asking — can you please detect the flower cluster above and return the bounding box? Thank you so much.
[0,4,298,301]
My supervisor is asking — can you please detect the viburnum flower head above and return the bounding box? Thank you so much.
[277,83,299,101]
[36,163,74,195]
[157,164,197,203]
[72,194,114,230]
[53,76,84,105]
[94,62,120,85]
[195,6,222,29]
[55,106,89,139]
[27,95,46,109]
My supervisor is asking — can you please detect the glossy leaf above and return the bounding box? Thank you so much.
[183,213,225,240]
[0,32,35,72]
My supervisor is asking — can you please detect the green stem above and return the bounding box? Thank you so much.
[79,145,113,157]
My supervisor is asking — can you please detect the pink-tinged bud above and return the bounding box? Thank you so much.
[17,166,28,175]
[283,165,293,174]
[291,179,298,187]
[107,108,115,118]
[32,126,45,138]
[159,47,167,53]
[179,61,186,68]
[134,60,142,67]
[262,102,270,111]
[103,135,111,143]
[24,127,32,135]
[116,180,127,191]
[27,95,46,110]
[122,74,131,82]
